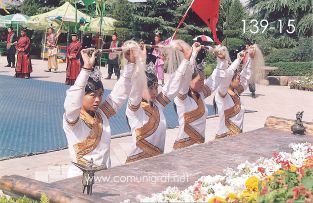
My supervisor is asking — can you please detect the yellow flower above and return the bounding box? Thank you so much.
[208,196,226,203]
[226,193,238,200]
[275,169,284,175]
[289,164,297,172]
[265,175,274,182]
[245,176,260,192]
[240,190,257,203]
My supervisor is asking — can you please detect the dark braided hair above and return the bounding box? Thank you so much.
[146,71,158,88]
[85,77,104,95]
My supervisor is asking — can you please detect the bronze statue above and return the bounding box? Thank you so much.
[291,111,305,135]
[72,158,107,195]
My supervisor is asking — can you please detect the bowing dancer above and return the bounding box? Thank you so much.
[65,33,82,85]
[63,42,145,177]
[15,28,32,79]
[213,48,254,139]
[173,44,240,149]
[173,43,212,149]
[125,40,199,163]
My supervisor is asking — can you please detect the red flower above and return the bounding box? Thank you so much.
[258,167,265,173]
[293,188,300,199]
[260,186,268,195]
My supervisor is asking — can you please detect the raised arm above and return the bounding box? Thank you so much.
[177,43,203,99]
[64,49,96,124]
[100,48,137,118]
[218,58,242,97]
[204,56,229,94]
[156,42,193,107]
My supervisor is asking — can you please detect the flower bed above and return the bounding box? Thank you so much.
[136,143,313,203]
[290,75,313,91]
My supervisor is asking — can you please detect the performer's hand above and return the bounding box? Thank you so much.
[176,43,192,60]
[237,51,245,62]
[125,49,136,64]
[192,42,203,53]
[81,48,98,70]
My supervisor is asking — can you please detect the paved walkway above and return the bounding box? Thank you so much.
[0,56,312,183]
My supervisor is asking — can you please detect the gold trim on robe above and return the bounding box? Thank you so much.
[156,92,171,107]
[100,100,116,119]
[128,101,141,112]
[202,85,212,98]
[64,113,80,126]
[73,110,103,165]
[174,92,205,149]
[235,84,244,95]
[216,88,242,139]
[177,93,187,101]
[126,102,161,163]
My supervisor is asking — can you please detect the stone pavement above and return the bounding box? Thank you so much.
[1,128,313,202]
[0,56,313,183]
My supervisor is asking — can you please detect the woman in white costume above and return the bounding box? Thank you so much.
[125,40,200,163]
[173,44,241,148]
[173,43,213,149]
[214,45,261,139]
[63,42,145,177]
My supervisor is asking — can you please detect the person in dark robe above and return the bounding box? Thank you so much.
[15,28,32,79]
[5,27,17,68]
[65,33,82,85]
[104,32,121,80]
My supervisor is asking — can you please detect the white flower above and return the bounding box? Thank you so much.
[135,142,312,203]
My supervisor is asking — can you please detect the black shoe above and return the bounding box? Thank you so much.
[105,76,111,80]
[252,92,256,98]
[11,66,15,68]
[44,69,51,72]
[4,64,10,67]
[117,76,120,80]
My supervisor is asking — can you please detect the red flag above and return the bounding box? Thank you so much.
[191,0,221,44]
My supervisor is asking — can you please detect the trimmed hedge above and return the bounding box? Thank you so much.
[268,62,313,76]
[265,48,297,63]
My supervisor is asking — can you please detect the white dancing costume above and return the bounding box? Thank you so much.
[126,58,192,163]
[63,64,135,177]
[214,58,252,138]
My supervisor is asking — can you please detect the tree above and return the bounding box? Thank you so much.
[248,0,312,37]
[18,0,65,16]
[227,0,245,30]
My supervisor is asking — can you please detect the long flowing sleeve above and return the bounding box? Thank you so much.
[127,69,146,112]
[217,58,241,97]
[100,64,135,118]
[156,59,190,107]
[64,69,90,124]
[177,51,197,98]
[204,58,229,93]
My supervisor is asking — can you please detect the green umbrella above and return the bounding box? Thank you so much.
[26,2,91,31]
[80,17,116,34]
[0,13,30,27]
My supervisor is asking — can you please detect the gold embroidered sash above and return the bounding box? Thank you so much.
[174,93,205,149]
[223,88,242,137]
[126,102,161,163]
[73,110,103,165]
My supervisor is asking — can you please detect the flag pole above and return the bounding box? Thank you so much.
[171,0,195,40]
